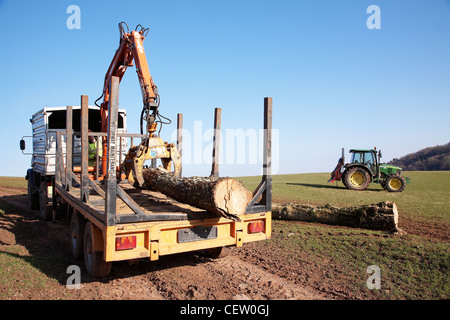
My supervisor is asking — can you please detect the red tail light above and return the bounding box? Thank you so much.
[116,235,137,251]
[248,221,265,234]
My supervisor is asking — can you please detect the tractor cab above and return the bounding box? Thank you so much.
[349,149,379,177]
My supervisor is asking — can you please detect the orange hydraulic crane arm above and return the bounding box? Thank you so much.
[96,23,171,179]
[99,23,159,133]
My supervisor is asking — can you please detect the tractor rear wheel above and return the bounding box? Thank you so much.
[344,167,371,191]
[384,174,406,192]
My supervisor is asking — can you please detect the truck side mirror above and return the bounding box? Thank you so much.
[379,151,382,158]
[20,139,26,151]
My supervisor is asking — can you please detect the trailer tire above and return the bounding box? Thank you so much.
[39,181,52,220]
[70,211,86,259]
[198,246,230,259]
[84,222,111,278]
[27,177,39,210]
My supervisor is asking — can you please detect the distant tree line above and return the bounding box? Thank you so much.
[388,142,450,171]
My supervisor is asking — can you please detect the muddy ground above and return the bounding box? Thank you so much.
[0,186,329,301]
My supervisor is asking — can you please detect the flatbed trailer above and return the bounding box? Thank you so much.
[50,79,273,277]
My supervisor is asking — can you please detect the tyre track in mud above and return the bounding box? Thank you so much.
[136,251,323,300]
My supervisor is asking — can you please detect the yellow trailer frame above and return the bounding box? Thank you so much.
[52,77,273,277]
[102,212,271,262]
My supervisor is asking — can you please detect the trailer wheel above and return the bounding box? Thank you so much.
[39,181,52,220]
[27,177,39,210]
[198,246,230,259]
[84,222,111,278]
[70,211,86,259]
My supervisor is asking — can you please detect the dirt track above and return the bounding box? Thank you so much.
[0,186,325,300]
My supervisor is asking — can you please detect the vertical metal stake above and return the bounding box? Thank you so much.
[105,76,120,226]
[55,131,63,185]
[80,95,89,203]
[262,97,272,211]
[66,106,73,191]
[210,108,221,177]
[177,113,183,177]
[95,137,100,180]
[118,136,122,181]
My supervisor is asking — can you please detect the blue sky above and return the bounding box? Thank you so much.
[1,0,449,177]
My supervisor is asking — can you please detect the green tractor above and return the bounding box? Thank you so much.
[328,148,410,192]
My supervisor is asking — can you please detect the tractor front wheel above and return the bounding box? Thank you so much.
[344,167,371,191]
[384,174,406,192]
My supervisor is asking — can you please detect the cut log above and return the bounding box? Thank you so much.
[141,168,252,221]
[272,201,399,232]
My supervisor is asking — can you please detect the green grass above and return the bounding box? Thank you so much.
[236,171,450,299]
[238,171,450,223]
[265,221,449,299]
[0,176,27,189]
[0,251,58,298]
[0,201,74,299]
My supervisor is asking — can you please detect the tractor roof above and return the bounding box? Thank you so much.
[349,149,375,153]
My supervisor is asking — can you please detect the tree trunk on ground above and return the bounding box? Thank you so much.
[141,168,252,221]
[272,201,399,232]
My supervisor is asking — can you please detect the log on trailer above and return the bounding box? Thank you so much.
[272,201,399,232]
[141,168,252,221]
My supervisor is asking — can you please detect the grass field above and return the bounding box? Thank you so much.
[238,171,450,299]
[238,171,450,223]
[0,176,27,189]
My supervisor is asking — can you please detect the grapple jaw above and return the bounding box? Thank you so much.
[121,136,181,189]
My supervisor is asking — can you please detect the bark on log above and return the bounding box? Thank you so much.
[272,201,399,232]
[141,168,252,221]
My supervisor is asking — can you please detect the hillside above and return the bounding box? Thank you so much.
[388,142,450,171]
